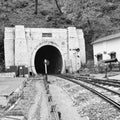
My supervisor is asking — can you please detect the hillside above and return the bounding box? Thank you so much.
[1,0,120,70]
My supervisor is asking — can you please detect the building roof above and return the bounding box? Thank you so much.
[92,32,120,44]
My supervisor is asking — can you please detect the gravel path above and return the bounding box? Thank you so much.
[49,83,88,120]
[28,80,49,120]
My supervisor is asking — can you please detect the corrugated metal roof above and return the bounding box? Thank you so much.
[92,32,120,44]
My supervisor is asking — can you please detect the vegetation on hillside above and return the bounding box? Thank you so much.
[1,0,120,69]
[60,0,120,59]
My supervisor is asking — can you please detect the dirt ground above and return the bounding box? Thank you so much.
[48,76,89,120]
[28,76,89,120]
[28,80,49,120]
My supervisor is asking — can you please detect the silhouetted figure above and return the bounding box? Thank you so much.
[58,111,61,120]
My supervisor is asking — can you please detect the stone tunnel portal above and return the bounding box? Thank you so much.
[34,45,63,74]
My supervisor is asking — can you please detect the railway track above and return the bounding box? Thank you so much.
[0,80,28,119]
[68,75,120,95]
[63,74,120,91]
[75,75,120,87]
[56,74,120,110]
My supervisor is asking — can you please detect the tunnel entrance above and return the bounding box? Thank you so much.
[34,45,63,74]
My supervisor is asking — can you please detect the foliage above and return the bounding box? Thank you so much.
[97,62,106,73]
[1,0,120,66]
[59,0,120,60]
[61,0,120,37]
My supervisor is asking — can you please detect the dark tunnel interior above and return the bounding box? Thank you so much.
[35,45,63,74]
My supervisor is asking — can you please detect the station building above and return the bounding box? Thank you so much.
[92,33,120,65]
[4,25,86,75]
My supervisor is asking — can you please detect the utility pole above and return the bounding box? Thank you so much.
[44,59,48,83]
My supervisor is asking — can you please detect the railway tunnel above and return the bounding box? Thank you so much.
[34,45,63,74]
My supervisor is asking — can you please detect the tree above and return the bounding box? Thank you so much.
[35,0,38,14]
[54,0,63,14]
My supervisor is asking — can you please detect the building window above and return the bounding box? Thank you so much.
[96,54,103,61]
[109,52,116,59]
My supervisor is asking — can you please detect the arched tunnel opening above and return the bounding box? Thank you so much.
[34,45,63,74]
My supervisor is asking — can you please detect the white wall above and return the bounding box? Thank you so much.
[77,29,86,64]
[4,26,86,73]
[93,37,120,64]
[15,26,28,66]
[106,38,120,61]
[4,27,14,68]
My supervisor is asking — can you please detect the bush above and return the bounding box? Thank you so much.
[45,15,53,22]
[13,0,29,9]
[80,60,106,74]
[0,13,8,20]
[97,61,106,73]
[40,10,49,16]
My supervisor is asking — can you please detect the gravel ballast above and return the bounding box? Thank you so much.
[51,76,120,120]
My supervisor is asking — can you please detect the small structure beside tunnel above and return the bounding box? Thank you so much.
[4,25,86,75]
[92,33,120,71]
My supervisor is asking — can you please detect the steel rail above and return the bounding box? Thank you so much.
[65,75,120,88]
[61,74,120,97]
[91,80,120,87]
[81,80,120,96]
[76,76,120,86]
[57,75,120,110]
[63,74,120,102]
[61,75,120,95]
[92,79,120,84]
